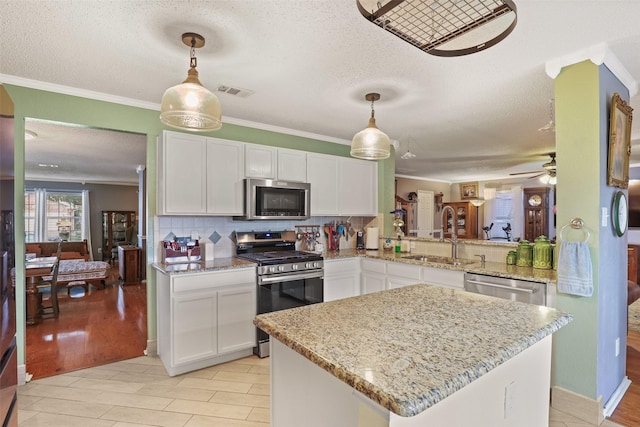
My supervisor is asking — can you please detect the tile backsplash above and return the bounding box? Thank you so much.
[154,215,378,262]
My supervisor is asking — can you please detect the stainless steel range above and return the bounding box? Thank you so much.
[234,230,323,358]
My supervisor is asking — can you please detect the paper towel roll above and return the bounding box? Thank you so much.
[366,227,379,250]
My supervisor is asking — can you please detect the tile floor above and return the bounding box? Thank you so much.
[18,354,623,427]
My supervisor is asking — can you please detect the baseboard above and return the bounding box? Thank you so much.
[145,339,157,357]
[603,376,631,417]
[551,386,604,425]
[18,364,27,386]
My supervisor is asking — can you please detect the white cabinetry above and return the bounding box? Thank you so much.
[277,148,307,182]
[245,143,277,179]
[156,267,256,376]
[386,262,422,290]
[307,154,377,216]
[339,158,378,216]
[158,131,244,215]
[324,258,361,302]
[361,258,386,294]
[245,144,307,182]
[307,153,339,215]
[421,266,464,290]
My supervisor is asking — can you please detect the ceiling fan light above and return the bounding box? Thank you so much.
[539,174,550,184]
[160,32,222,132]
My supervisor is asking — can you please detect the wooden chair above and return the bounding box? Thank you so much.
[36,241,63,318]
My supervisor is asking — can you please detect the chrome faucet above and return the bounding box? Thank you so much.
[440,205,458,260]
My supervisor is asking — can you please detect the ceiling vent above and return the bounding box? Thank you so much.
[216,85,255,98]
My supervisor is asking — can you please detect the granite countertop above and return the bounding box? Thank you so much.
[152,257,255,274]
[325,249,557,284]
[254,284,572,417]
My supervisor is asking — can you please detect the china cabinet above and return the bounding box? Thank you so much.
[442,202,478,239]
[102,211,136,263]
[523,187,549,242]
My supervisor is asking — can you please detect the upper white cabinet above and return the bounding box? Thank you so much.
[158,131,207,215]
[244,145,307,182]
[338,158,377,216]
[158,131,244,215]
[277,148,307,182]
[245,143,277,179]
[307,153,339,215]
[206,138,245,215]
[307,154,378,217]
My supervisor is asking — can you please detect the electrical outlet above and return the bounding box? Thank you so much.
[410,241,416,249]
[97,248,102,254]
[615,337,620,357]
[602,207,609,227]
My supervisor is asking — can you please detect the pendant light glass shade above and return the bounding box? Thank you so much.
[351,93,391,160]
[160,33,222,132]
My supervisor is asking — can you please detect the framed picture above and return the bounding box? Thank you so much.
[460,181,478,200]
[607,92,633,189]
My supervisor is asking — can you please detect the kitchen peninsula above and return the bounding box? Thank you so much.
[255,285,572,427]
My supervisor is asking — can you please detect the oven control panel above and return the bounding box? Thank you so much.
[258,261,324,276]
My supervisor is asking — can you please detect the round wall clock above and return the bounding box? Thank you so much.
[528,194,542,207]
[612,190,628,237]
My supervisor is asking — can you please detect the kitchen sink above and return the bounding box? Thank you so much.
[401,255,476,266]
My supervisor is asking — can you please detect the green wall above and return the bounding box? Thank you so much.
[5,84,394,368]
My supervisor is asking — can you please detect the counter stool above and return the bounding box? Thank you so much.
[67,280,88,298]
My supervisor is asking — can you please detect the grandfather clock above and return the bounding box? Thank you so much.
[523,187,549,242]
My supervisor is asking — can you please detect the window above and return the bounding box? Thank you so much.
[25,189,83,242]
[489,190,513,239]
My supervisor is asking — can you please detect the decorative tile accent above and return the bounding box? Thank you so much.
[348,228,356,237]
[209,231,222,244]
[163,232,176,241]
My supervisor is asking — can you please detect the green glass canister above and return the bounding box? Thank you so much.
[533,235,553,269]
[516,240,533,267]
[506,250,517,265]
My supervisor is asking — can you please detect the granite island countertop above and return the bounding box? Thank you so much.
[254,284,572,417]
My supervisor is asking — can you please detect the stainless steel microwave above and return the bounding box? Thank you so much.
[234,178,310,220]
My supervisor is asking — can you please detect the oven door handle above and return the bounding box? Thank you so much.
[259,270,323,285]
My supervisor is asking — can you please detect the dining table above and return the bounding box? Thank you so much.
[24,257,57,325]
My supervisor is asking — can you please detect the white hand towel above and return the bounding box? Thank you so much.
[557,240,593,297]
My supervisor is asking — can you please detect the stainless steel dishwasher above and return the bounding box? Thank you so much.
[464,273,547,306]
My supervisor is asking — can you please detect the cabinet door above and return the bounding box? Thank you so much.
[159,131,207,214]
[386,262,421,290]
[324,258,360,301]
[338,158,377,216]
[206,138,245,215]
[217,284,256,354]
[172,290,218,365]
[307,153,339,215]
[277,148,307,182]
[245,143,277,179]
[421,266,464,290]
[361,259,386,294]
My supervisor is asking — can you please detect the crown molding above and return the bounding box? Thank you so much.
[0,74,352,146]
[545,43,638,96]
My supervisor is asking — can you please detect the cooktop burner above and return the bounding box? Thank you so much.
[237,250,322,265]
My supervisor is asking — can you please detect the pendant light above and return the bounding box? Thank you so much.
[351,93,390,160]
[400,137,417,160]
[160,32,222,132]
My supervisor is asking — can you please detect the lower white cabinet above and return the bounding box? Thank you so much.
[156,266,256,376]
[361,258,387,294]
[421,266,465,290]
[324,258,361,301]
[386,262,422,290]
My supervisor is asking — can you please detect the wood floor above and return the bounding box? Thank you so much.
[25,269,147,379]
[609,329,640,426]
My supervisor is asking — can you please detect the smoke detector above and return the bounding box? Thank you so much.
[216,85,255,98]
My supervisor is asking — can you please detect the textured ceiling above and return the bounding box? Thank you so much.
[1,0,640,185]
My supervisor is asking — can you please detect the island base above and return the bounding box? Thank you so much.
[270,336,553,427]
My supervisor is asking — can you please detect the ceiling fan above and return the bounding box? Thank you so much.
[509,152,556,181]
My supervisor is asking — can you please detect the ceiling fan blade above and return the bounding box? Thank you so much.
[509,171,541,176]
[528,172,545,179]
